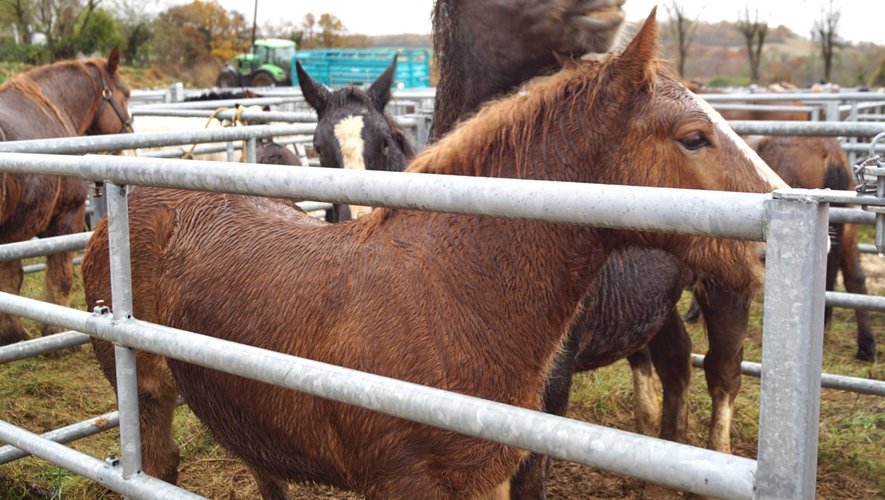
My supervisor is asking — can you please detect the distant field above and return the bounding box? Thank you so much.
[0,63,178,90]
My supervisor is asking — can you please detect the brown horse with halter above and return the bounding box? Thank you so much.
[82,13,785,498]
[0,48,131,350]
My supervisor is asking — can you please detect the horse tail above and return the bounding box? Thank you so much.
[823,150,852,208]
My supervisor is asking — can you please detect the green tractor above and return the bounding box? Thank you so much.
[218,38,296,88]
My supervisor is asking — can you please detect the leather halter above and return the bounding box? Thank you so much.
[90,68,133,134]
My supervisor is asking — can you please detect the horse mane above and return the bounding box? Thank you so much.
[411,54,660,179]
[2,74,72,134]
[1,58,108,135]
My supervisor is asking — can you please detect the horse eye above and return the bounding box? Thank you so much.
[678,132,710,151]
[382,139,390,157]
[313,144,322,156]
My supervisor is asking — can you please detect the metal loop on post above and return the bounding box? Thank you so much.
[853,132,885,254]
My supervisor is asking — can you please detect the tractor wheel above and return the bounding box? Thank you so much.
[217,70,241,88]
[250,71,276,88]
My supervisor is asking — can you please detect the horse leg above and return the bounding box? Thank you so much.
[840,225,877,362]
[250,467,290,499]
[39,178,87,344]
[0,259,29,345]
[696,282,750,453]
[626,347,661,437]
[509,324,581,499]
[646,309,691,443]
[823,222,843,329]
[92,339,181,484]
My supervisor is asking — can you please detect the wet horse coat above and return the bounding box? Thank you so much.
[82,15,785,498]
[0,48,131,348]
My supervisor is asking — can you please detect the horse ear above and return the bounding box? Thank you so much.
[367,55,397,112]
[107,47,120,74]
[614,7,658,88]
[296,60,330,116]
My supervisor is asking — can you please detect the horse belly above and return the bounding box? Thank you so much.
[0,174,62,243]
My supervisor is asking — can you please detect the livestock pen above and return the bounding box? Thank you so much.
[0,96,882,498]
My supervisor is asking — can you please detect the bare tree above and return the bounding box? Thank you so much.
[0,0,34,44]
[735,5,768,84]
[812,0,840,82]
[664,1,701,78]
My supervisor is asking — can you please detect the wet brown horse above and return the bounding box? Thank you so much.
[430,2,774,497]
[82,15,785,498]
[0,48,131,349]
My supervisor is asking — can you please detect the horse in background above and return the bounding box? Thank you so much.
[81,14,787,497]
[0,48,131,351]
[754,135,877,361]
[296,56,414,221]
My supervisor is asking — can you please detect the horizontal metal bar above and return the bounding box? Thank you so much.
[0,125,316,154]
[23,255,83,274]
[0,292,756,499]
[0,154,770,240]
[131,108,418,128]
[713,104,816,112]
[140,136,312,159]
[858,243,879,254]
[700,92,885,102]
[728,121,885,137]
[828,207,875,224]
[825,290,885,312]
[0,419,202,499]
[0,330,90,363]
[774,188,885,207]
[690,354,885,397]
[131,108,318,124]
[131,96,300,110]
[0,233,92,262]
[0,411,119,464]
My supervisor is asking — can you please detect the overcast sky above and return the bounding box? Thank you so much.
[213,1,885,46]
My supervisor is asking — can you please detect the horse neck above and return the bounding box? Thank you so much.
[29,63,100,135]
[381,211,610,386]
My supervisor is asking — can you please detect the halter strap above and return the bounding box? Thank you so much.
[90,68,133,134]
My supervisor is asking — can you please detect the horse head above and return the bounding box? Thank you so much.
[84,48,132,135]
[296,56,414,174]
[418,8,788,293]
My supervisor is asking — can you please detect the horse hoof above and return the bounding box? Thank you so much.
[855,347,877,363]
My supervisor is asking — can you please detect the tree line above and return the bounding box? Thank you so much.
[0,0,365,83]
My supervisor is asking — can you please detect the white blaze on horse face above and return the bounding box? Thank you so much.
[688,91,790,191]
[334,115,366,172]
[334,114,373,218]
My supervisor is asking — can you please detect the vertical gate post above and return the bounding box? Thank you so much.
[755,196,828,499]
[106,182,143,479]
[245,137,257,164]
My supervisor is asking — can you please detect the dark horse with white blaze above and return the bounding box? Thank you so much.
[296,56,415,221]
[82,14,786,498]
[0,48,131,350]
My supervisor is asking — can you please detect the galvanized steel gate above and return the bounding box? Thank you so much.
[0,114,882,499]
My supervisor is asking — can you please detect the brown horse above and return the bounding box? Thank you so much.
[82,14,785,498]
[754,135,877,361]
[0,48,131,350]
[430,1,766,496]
